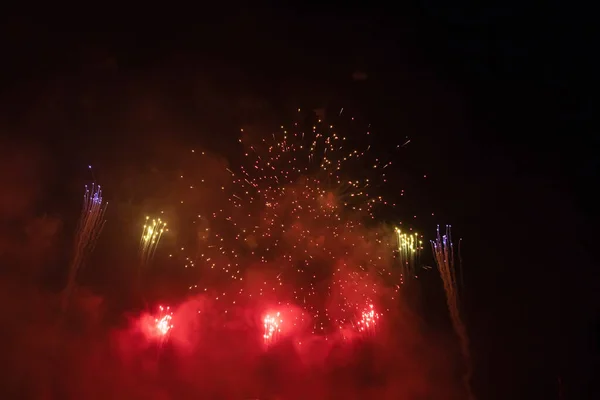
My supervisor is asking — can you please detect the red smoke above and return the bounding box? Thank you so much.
[0,105,465,400]
[0,280,464,399]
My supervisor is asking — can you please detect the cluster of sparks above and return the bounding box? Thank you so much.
[263,312,282,345]
[63,183,107,312]
[395,228,424,281]
[140,216,168,267]
[355,304,380,335]
[173,111,420,339]
[431,226,474,399]
[154,305,174,337]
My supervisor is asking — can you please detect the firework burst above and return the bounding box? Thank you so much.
[263,312,282,346]
[62,183,107,312]
[395,227,424,281]
[177,111,411,338]
[138,305,175,344]
[355,303,380,336]
[140,216,168,268]
[155,305,174,337]
[431,225,474,400]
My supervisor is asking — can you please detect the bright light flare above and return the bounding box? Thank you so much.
[355,304,380,335]
[140,305,174,341]
[263,312,282,345]
[155,306,174,336]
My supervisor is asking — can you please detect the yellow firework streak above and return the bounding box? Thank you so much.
[395,227,423,279]
[140,216,168,266]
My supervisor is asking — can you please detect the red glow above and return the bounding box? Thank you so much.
[356,304,380,335]
[155,307,173,336]
[263,311,282,345]
[140,305,174,341]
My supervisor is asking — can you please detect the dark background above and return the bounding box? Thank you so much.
[0,4,596,399]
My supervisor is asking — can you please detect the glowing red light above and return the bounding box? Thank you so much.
[356,304,380,334]
[263,312,282,345]
[155,305,173,336]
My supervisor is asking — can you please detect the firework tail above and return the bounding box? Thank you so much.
[431,225,475,400]
[395,228,423,280]
[138,217,167,296]
[62,184,107,313]
[139,217,166,268]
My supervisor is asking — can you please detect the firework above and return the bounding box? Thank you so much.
[62,183,107,312]
[178,111,407,338]
[355,303,380,336]
[155,305,174,337]
[140,216,167,268]
[139,305,174,342]
[431,225,474,400]
[263,312,282,346]
[395,227,423,280]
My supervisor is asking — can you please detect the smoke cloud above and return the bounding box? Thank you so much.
[0,76,465,399]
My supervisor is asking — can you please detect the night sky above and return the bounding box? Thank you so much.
[0,5,596,400]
